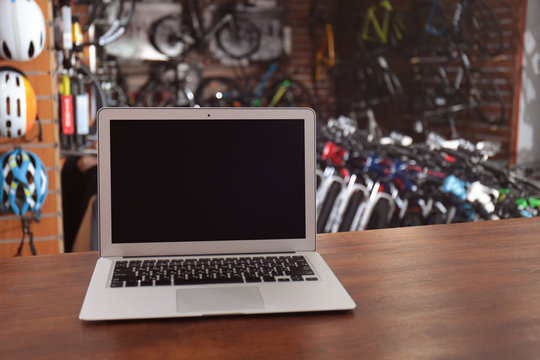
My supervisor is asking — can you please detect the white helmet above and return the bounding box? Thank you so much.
[0,0,46,61]
[0,68,37,138]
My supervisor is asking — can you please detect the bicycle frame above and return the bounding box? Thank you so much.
[185,0,237,47]
[251,62,279,106]
[360,0,403,44]
[425,0,467,37]
[315,23,335,83]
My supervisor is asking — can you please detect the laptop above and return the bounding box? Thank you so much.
[79,107,355,321]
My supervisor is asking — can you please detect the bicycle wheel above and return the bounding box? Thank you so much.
[194,77,243,107]
[463,0,503,57]
[216,17,261,59]
[267,79,312,107]
[366,197,392,230]
[467,67,505,125]
[415,64,455,110]
[143,81,194,107]
[338,190,366,232]
[149,14,192,59]
[317,181,342,233]
[360,56,403,102]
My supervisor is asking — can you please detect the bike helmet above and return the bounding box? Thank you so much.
[0,0,46,61]
[0,148,48,221]
[0,67,38,138]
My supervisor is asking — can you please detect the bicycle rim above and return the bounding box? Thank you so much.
[149,14,189,58]
[216,18,261,59]
[468,68,505,125]
[194,77,243,107]
[144,81,194,107]
[464,0,503,57]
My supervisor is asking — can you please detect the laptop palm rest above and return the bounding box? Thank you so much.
[177,287,265,313]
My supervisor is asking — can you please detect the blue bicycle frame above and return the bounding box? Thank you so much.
[425,0,467,37]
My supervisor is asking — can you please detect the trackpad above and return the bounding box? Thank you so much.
[177,286,265,313]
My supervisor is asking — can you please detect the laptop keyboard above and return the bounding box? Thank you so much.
[110,255,318,288]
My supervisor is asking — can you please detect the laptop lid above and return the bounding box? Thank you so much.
[97,107,317,258]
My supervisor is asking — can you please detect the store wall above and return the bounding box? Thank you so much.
[517,0,540,165]
[0,0,63,257]
[332,0,526,163]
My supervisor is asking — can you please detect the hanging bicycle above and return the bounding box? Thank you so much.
[148,0,261,60]
[422,0,504,57]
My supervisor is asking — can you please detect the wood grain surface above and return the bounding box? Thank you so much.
[1,217,540,359]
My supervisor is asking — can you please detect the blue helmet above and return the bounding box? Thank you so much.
[0,148,47,221]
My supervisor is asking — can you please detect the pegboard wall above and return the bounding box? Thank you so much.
[0,0,63,257]
[331,0,526,164]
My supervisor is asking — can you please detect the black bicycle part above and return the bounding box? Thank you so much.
[317,181,342,233]
[366,197,391,230]
[465,67,505,125]
[194,76,243,107]
[463,0,504,57]
[266,78,312,107]
[216,17,261,59]
[338,190,365,232]
[149,14,194,59]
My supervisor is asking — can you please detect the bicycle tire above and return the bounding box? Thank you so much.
[266,78,312,107]
[317,181,342,233]
[142,81,194,107]
[338,190,365,232]
[467,67,505,125]
[194,77,243,107]
[366,197,392,230]
[463,0,503,57]
[216,17,261,59]
[149,14,193,59]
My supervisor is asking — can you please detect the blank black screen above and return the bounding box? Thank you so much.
[110,119,306,243]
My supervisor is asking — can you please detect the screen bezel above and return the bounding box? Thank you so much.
[98,107,317,257]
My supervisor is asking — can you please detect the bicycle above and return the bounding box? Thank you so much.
[350,1,408,110]
[412,43,505,128]
[148,0,261,60]
[64,0,137,48]
[313,116,535,233]
[357,0,409,49]
[309,0,336,97]
[422,0,503,57]
[194,58,312,108]
[133,61,201,108]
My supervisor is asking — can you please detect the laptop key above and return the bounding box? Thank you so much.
[156,278,172,286]
[110,280,124,287]
[125,279,139,287]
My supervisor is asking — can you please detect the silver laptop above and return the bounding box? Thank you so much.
[79,107,355,321]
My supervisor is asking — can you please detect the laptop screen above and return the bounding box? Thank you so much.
[109,119,306,243]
